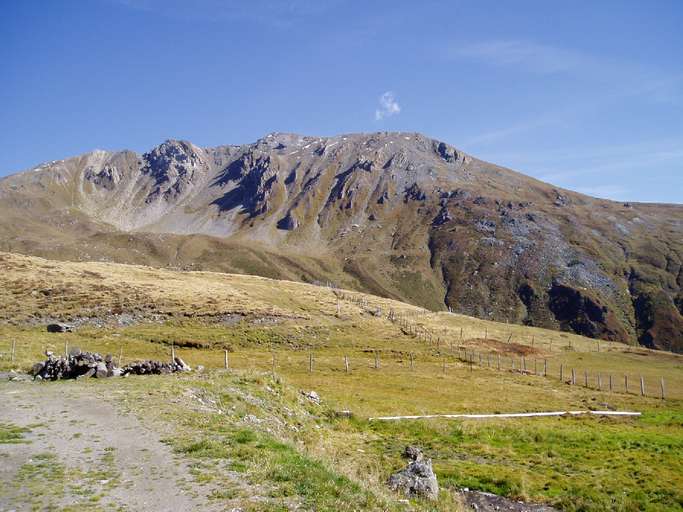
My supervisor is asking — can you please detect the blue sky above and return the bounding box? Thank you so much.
[1,0,682,203]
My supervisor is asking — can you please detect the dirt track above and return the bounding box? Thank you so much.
[0,379,221,512]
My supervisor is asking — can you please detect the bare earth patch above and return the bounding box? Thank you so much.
[0,380,224,511]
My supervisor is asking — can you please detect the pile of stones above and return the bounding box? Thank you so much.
[32,350,120,380]
[31,349,191,381]
[122,357,191,376]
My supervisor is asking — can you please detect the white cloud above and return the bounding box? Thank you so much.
[375,91,401,120]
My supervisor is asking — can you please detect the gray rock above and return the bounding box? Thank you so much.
[31,362,45,376]
[403,445,424,461]
[388,450,439,500]
[301,390,320,404]
[94,362,108,378]
[47,323,73,333]
[77,368,96,380]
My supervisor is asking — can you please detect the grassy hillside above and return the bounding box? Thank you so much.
[2,132,681,350]
[1,252,682,511]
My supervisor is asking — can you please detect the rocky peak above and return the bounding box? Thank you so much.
[141,140,206,202]
[142,140,203,184]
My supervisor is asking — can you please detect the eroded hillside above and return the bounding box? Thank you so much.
[0,132,681,350]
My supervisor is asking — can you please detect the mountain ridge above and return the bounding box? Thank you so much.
[1,131,681,351]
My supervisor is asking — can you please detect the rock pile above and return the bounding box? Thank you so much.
[388,446,439,500]
[31,351,191,381]
[32,350,120,380]
[122,357,191,376]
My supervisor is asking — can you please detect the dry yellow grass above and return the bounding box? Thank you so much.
[1,251,682,511]
[1,250,681,401]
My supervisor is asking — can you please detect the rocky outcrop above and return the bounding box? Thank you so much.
[142,140,205,202]
[388,446,439,500]
[547,283,628,341]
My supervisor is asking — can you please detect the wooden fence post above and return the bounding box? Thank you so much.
[10,339,16,363]
[609,374,613,392]
[531,335,535,348]
[507,333,512,344]
[344,355,350,373]
[584,370,588,388]
[309,353,313,373]
[497,354,501,370]
[460,327,463,341]
[534,359,537,375]
[660,377,665,400]
[224,350,229,369]
[374,351,380,369]
[543,359,547,377]
[624,375,628,393]
[571,368,576,385]
[640,375,645,396]
[171,343,175,361]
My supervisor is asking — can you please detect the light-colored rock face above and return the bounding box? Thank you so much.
[1,131,682,351]
[4,132,475,238]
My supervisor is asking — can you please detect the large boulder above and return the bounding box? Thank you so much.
[47,323,73,333]
[388,446,439,500]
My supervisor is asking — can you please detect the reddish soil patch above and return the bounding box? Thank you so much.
[465,338,541,356]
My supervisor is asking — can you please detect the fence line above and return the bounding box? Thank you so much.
[218,347,668,401]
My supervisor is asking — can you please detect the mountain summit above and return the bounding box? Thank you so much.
[1,132,681,351]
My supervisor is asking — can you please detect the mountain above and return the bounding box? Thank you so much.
[0,132,681,351]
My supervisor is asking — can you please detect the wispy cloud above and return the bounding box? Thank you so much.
[453,40,586,74]
[375,91,401,121]
[452,38,683,152]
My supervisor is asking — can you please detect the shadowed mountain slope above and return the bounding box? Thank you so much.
[1,132,681,351]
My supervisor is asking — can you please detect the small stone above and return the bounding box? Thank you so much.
[301,390,320,404]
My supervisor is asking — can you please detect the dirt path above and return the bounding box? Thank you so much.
[0,379,222,512]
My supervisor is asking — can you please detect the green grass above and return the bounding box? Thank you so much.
[177,427,386,510]
[2,314,682,511]
[0,422,32,444]
[360,412,683,511]
[96,361,681,512]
